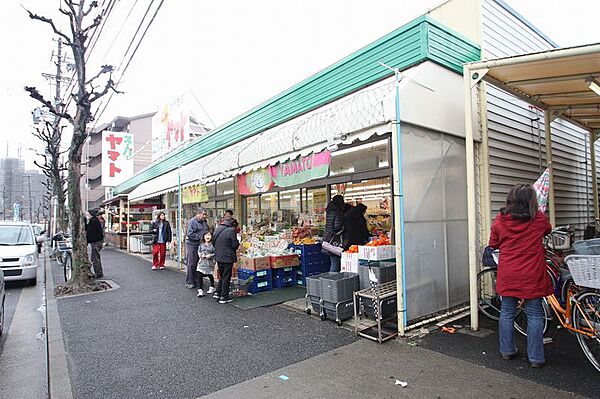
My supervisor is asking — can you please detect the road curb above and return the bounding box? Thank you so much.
[45,254,74,399]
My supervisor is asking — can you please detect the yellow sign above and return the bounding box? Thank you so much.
[182,185,208,204]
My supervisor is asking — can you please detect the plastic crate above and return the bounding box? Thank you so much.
[306,273,325,297]
[272,266,299,279]
[358,261,396,290]
[322,299,354,322]
[362,295,397,320]
[290,243,330,276]
[237,268,272,294]
[320,272,359,303]
[273,270,298,288]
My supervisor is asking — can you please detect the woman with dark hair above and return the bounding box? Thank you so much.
[488,183,552,368]
[323,195,345,272]
[151,212,172,270]
[343,203,370,249]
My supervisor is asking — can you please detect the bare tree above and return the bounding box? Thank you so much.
[32,121,68,231]
[25,0,120,291]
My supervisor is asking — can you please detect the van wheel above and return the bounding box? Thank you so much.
[29,277,37,286]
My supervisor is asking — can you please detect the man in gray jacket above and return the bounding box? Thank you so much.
[185,208,209,288]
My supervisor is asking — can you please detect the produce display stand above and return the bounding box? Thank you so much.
[354,280,398,343]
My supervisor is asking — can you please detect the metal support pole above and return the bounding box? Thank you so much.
[477,82,492,243]
[544,110,556,226]
[126,196,130,252]
[464,68,479,332]
[177,166,183,270]
[590,130,599,221]
[391,121,406,336]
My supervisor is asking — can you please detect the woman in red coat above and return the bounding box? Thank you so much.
[488,183,552,368]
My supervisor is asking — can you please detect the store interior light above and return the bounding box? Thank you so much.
[588,78,600,96]
[330,140,387,157]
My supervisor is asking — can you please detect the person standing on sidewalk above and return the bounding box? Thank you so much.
[196,232,216,297]
[185,208,209,288]
[85,209,104,279]
[488,183,553,368]
[151,212,172,270]
[213,218,240,303]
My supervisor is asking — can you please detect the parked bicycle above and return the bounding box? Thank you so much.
[51,231,72,282]
[477,227,575,335]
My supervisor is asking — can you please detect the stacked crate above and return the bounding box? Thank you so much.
[358,260,397,319]
[272,266,299,288]
[237,268,273,294]
[289,243,331,286]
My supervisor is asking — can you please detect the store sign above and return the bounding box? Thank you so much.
[101,131,134,187]
[237,168,274,195]
[151,99,190,160]
[270,151,331,187]
[182,185,209,204]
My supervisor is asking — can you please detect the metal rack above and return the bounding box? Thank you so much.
[354,280,398,343]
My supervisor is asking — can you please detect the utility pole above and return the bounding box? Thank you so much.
[25,174,33,222]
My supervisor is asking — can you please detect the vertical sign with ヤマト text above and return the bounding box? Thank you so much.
[102,131,134,187]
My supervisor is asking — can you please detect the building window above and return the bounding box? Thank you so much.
[216,178,234,196]
[330,139,389,176]
[278,189,300,227]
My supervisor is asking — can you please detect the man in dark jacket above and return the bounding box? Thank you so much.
[212,218,240,303]
[185,208,209,288]
[85,209,104,278]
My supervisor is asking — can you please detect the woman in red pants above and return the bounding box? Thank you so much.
[151,212,172,270]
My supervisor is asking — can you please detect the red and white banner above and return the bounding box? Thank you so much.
[151,99,190,160]
[102,131,134,187]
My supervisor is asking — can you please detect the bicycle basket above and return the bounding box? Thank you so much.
[564,255,600,290]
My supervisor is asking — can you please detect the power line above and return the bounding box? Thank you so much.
[92,0,166,127]
[99,0,140,63]
[90,0,157,126]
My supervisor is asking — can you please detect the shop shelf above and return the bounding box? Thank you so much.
[237,268,272,294]
[358,261,396,290]
[320,272,359,303]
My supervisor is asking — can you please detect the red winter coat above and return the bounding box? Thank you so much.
[488,211,553,299]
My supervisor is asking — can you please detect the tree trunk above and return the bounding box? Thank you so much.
[67,122,93,286]
[51,165,68,232]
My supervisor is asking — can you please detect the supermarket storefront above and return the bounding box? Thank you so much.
[112,15,480,332]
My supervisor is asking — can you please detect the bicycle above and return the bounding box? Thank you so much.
[477,227,574,335]
[551,255,600,372]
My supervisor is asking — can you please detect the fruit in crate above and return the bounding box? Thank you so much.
[294,237,316,245]
[292,226,312,240]
[365,234,391,246]
[347,245,359,253]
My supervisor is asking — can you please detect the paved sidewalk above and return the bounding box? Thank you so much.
[51,248,356,399]
[202,339,586,399]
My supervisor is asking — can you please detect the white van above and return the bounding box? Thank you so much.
[0,222,39,285]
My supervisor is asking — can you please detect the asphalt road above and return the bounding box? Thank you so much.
[418,314,599,398]
[0,259,48,399]
[52,248,357,399]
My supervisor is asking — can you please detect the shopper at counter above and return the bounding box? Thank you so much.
[213,218,240,303]
[151,212,172,270]
[185,208,209,288]
[323,195,345,272]
[343,203,370,249]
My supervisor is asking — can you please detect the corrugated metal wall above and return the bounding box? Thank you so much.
[482,0,593,234]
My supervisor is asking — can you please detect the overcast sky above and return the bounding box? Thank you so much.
[1,0,599,169]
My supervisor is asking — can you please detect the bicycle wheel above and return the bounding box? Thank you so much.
[63,253,72,282]
[572,291,600,372]
[513,298,550,337]
[477,267,501,321]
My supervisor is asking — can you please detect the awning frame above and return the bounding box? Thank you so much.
[464,43,600,331]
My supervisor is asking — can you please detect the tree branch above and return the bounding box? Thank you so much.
[25,7,73,46]
[25,86,74,123]
[83,1,99,17]
[85,65,113,85]
[89,78,122,103]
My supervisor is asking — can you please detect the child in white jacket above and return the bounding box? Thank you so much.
[196,232,216,297]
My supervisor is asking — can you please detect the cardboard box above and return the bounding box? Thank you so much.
[341,252,359,273]
[358,245,395,261]
[269,255,300,269]
[238,256,271,271]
